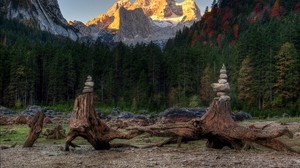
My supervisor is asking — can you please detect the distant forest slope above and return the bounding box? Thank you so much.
[0,0,299,116]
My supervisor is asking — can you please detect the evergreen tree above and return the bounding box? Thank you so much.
[237,56,255,107]
[273,42,299,107]
[200,64,214,106]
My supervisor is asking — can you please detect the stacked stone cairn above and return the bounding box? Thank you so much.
[211,64,230,101]
[82,75,94,93]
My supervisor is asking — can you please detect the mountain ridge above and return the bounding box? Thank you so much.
[1,0,201,44]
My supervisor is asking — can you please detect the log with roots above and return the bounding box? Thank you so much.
[200,100,296,152]
[65,93,141,151]
[23,112,45,147]
[129,99,298,153]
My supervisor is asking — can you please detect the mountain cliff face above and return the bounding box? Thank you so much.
[1,0,79,40]
[117,7,154,40]
[1,0,201,45]
[88,0,200,29]
[86,0,201,44]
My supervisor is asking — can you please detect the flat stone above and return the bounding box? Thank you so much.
[219,95,230,101]
[217,92,226,97]
[220,69,226,74]
[218,79,227,84]
[85,81,94,87]
[86,75,93,82]
[220,74,227,79]
[83,88,93,93]
[211,83,230,92]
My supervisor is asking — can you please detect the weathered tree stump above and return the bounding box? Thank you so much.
[23,112,45,147]
[65,76,141,151]
[200,99,296,152]
[44,125,66,139]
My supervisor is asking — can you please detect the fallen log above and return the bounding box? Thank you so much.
[200,99,296,152]
[23,112,45,147]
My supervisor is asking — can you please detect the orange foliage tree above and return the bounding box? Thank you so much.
[270,0,280,19]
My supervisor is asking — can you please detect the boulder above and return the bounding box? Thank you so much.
[232,111,252,121]
[0,106,16,116]
[158,107,206,123]
[21,105,43,116]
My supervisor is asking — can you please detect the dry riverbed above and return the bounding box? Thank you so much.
[1,145,300,168]
[1,121,300,168]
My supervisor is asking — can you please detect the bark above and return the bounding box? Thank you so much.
[200,100,296,152]
[65,93,142,151]
[129,99,298,153]
[44,125,66,139]
[23,112,45,147]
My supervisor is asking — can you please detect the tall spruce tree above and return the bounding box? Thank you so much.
[237,56,255,107]
[273,42,299,107]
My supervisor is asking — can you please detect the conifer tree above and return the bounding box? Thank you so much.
[200,64,213,106]
[237,57,254,107]
[273,42,299,107]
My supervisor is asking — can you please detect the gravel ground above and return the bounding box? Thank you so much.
[1,121,300,168]
[1,145,300,168]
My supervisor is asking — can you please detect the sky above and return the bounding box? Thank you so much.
[57,0,213,23]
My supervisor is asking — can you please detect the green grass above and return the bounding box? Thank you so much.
[0,124,89,146]
[247,117,300,123]
[0,125,28,145]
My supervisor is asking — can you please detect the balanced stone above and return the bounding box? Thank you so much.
[217,92,226,97]
[211,64,230,101]
[82,75,94,93]
[218,79,227,84]
[220,74,228,79]
[86,75,92,82]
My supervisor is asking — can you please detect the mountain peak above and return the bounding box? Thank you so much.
[2,0,79,40]
[87,0,201,29]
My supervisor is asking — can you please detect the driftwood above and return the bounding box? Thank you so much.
[129,99,298,153]
[65,93,141,151]
[201,100,295,152]
[23,112,45,147]
[44,125,66,139]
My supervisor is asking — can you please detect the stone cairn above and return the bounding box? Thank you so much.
[211,64,230,101]
[82,75,94,93]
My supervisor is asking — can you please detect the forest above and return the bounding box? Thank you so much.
[0,0,299,117]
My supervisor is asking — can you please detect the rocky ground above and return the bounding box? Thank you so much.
[1,144,300,168]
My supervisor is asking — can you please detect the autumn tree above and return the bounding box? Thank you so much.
[270,0,280,19]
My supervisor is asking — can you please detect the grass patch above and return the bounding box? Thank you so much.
[0,125,29,145]
[0,124,89,146]
[248,117,300,123]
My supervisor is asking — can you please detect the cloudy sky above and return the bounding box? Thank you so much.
[57,0,213,23]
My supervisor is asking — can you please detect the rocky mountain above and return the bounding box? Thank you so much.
[1,0,201,45]
[1,0,79,40]
[86,0,201,44]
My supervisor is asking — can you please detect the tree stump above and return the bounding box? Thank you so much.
[23,112,45,147]
[65,92,141,151]
[200,99,296,152]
